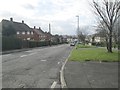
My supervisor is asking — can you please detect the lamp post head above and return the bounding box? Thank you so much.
[76,15,79,17]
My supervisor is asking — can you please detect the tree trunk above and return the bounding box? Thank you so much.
[106,37,109,51]
[108,28,113,53]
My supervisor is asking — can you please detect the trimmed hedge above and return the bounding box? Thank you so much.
[2,36,22,51]
[2,36,66,51]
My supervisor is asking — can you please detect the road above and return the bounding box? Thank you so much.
[2,44,73,88]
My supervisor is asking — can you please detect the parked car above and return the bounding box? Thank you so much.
[70,42,75,46]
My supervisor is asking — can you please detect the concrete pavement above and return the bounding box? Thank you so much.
[64,61,118,88]
[2,44,73,88]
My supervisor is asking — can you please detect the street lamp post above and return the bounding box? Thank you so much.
[76,15,79,42]
[76,15,79,31]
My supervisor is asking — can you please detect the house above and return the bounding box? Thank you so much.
[53,35,64,43]
[44,32,53,41]
[92,33,106,43]
[1,18,34,41]
[32,26,46,41]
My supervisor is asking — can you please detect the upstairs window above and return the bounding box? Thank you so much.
[27,31,30,35]
[31,32,33,35]
[22,32,25,35]
[17,32,20,34]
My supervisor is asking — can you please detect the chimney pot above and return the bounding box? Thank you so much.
[10,18,13,21]
[22,20,24,23]
[34,26,36,29]
[39,27,41,30]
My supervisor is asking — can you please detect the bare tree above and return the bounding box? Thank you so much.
[96,20,109,50]
[92,0,120,52]
[77,26,89,45]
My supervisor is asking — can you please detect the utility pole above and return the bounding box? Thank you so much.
[49,23,51,46]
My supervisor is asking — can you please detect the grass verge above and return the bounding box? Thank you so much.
[76,44,95,48]
[68,47,119,62]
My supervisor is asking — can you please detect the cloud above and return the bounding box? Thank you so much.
[22,4,35,10]
[0,0,96,35]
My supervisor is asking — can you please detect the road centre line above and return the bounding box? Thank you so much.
[25,51,32,52]
[29,52,36,56]
[41,60,47,61]
[20,52,36,58]
[50,81,57,88]
[20,55,27,57]
[58,62,60,64]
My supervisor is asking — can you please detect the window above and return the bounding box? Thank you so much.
[31,32,33,35]
[17,32,20,34]
[27,31,30,34]
[27,38,30,40]
[22,32,25,34]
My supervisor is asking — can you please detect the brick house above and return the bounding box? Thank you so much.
[32,26,46,41]
[2,18,34,41]
[44,32,53,41]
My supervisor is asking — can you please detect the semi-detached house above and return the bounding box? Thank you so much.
[2,18,34,41]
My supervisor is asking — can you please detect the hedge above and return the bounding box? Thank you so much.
[2,36,66,51]
[2,36,22,51]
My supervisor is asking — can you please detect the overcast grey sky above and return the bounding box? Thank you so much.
[0,0,97,35]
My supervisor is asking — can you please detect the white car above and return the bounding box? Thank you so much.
[70,42,75,46]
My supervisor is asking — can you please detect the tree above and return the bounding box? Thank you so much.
[96,20,109,49]
[77,26,89,45]
[92,0,120,52]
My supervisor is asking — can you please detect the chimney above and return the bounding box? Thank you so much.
[10,18,13,22]
[34,26,36,29]
[22,20,24,24]
[39,27,41,30]
[49,23,51,34]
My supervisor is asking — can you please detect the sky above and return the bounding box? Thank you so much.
[0,0,97,35]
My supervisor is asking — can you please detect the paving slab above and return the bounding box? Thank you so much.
[64,61,118,88]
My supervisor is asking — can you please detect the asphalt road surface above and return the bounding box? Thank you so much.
[2,44,73,88]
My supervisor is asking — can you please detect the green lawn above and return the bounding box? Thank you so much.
[76,44,95,48]
[69,47,119,62]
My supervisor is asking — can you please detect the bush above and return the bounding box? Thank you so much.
[2,37,65,51]
[28,41,37,48]
[2,36,22,51]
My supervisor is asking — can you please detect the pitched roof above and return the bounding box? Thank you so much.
[2,19,32,32]
[32,28,45,35]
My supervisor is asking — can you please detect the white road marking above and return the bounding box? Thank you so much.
[50,81,57,88]
[58,62,60,64]
[20,55,27,57]
[25,51,32,52]
[29,53,36,56]
[41,60,47,61]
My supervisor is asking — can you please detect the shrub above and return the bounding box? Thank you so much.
[2,36,22,51]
